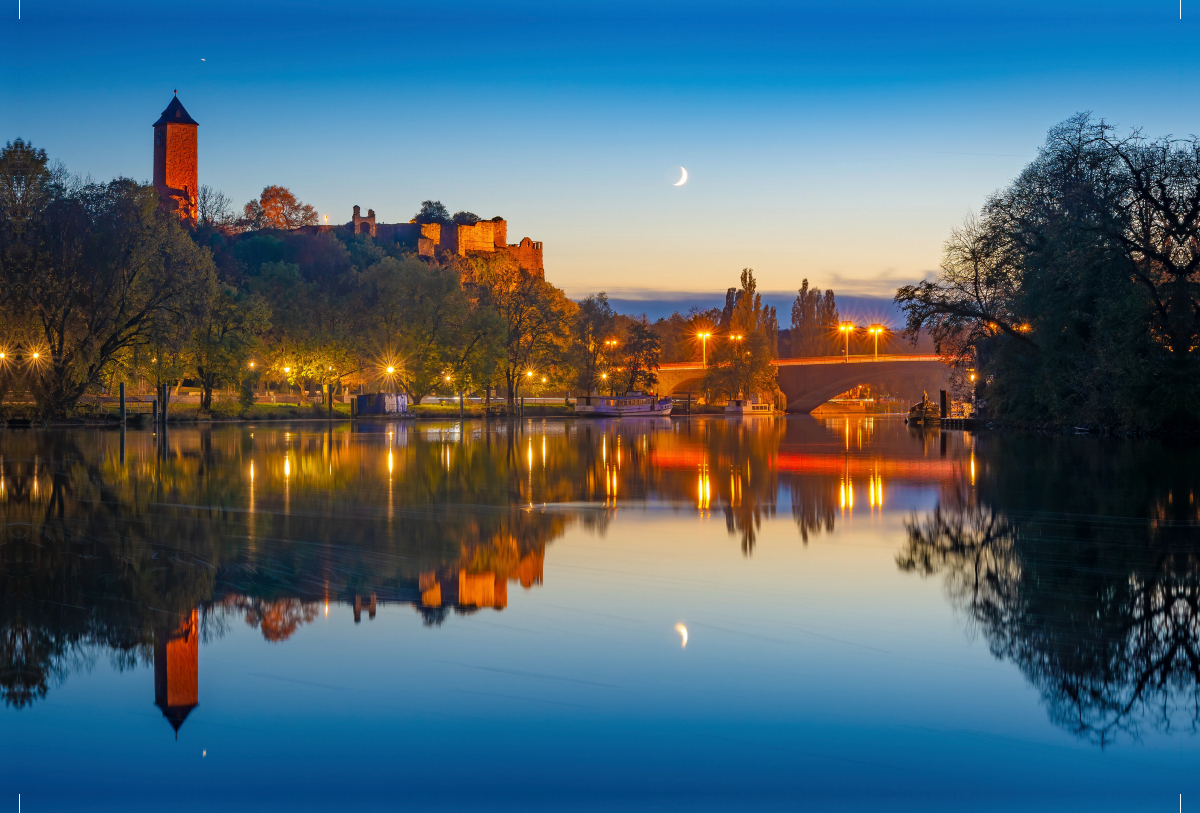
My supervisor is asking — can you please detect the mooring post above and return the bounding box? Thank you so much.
[152,396,158,426]
[119,382,126,424]
[939,389,948,419]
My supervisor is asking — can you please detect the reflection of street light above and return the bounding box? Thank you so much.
[698,332,712,365]
[838,322,856,360]
[867,324,886,360]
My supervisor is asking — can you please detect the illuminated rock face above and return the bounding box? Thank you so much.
[152,96,199,225]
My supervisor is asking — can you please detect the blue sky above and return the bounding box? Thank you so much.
[3,1,1196,306]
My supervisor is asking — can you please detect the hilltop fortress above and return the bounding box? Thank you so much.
[152,94,544,277]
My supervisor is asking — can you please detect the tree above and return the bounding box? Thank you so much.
[896,113,1200,429]
[197,185,236,229]
[620,316,661,393]
[790,279,839,356]
[190,286,271,411]
[469,253,574,406]
[413,200,451,225]
[0,140,216,416]
[452,211,480,225]
[242,185,318,230]
[249,260,354,403]
[355,255,502,404]
[703,269,778,401]
[571,293,618,393]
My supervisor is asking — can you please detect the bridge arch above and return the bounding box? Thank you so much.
[656,355,949,413]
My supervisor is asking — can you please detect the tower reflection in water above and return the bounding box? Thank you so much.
[1,418,993,736]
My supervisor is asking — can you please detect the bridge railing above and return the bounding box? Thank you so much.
[658,354,943,371]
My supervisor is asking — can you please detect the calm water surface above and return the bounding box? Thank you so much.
[2,417,1197,812]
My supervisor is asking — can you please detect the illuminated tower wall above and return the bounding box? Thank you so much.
[152,95,199,225]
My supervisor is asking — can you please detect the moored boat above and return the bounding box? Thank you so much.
[725,398,773,415]
[575,391,673,417]
[906,392,941,425]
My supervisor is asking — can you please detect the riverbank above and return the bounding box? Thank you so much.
[0,401,582,426]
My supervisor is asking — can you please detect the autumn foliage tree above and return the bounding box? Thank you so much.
[242,185,318,230]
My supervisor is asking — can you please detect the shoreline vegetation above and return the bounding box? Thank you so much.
[0,140,875,425]
[897,114,1200,433]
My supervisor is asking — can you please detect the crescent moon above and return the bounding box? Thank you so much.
[675,623,688,648]
[673,166,688,186]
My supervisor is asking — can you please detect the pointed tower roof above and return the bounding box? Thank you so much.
[153,95,199,126]
[157,699,198,735]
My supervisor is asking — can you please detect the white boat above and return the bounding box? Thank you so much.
[574,391,673,417]
[725,398,773,415]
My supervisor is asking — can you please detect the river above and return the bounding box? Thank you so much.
[1,417,1196,811]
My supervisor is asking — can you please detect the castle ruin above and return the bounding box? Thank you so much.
[153,94,545,276]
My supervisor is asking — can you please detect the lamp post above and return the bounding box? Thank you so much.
[838,322,857,361]
[867,324,886,361]
[698,332,711,366]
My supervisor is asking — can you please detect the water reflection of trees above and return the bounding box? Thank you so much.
[789,476,838,543]
[0,427,577,707]
[898,437,1200,746]
[1,417,952,707]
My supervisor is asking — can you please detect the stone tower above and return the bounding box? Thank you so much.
[152,94,199,225]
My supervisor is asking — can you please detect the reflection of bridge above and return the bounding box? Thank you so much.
[657,354,948,413]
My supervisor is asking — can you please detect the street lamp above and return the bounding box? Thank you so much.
[386,366,394,374]
[838,322,857,361]
[698,332,712,365]
[867,324,886,360]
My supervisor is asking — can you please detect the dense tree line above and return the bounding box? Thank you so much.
[1,140,857,416]
[0,141,625,415]
[897,114,1200,430]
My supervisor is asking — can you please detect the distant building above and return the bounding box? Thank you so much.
[302,206,545,278]
[150,95,545,276]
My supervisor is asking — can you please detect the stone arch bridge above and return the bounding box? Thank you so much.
[657,354,947,413]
